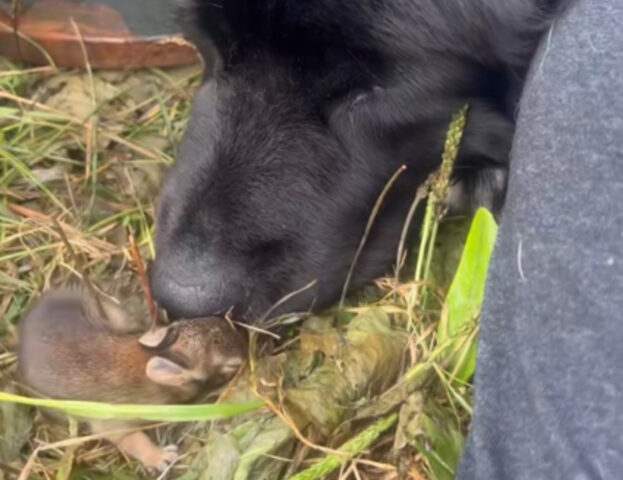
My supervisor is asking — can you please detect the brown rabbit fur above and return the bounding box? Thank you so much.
[17,288,247,471]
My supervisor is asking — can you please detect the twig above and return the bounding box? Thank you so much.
[248,379,342,457]
[129,231,159,328]
[259,279,317,327]
[69,18,99,215]
[18,423,167,480]
[339,165,407,309]
[394,182,430,295]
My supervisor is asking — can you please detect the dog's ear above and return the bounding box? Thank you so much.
[329,83,513,216]
[175,0,225,70]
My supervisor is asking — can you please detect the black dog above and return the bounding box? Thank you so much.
[151,0,566,321]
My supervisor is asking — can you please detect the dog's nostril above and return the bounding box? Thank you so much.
[151,274,202,318]
[150,258,245,318]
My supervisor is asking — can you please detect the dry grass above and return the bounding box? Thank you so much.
[0,57,202,478]
[0,56,479,480]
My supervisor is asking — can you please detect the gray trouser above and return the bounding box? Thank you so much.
[458,0,623,478]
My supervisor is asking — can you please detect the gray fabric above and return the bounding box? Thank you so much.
[458,0,623,479]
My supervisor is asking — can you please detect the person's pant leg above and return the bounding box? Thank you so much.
[458,1,623,478]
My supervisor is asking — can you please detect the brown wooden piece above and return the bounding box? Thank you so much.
[0,0,200,69]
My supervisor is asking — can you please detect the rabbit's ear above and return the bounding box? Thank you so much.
[145,356,194,387]
[139,326,170,348]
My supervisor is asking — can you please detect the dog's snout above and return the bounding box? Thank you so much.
[150,254,246,319]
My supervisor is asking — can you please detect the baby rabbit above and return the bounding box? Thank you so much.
[17,288,247,471]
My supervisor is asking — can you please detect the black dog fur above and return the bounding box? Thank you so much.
[151,0,568,321]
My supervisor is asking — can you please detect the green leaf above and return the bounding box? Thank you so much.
[0,398,34,463]
[437,208,498,381]
[415,400,465,480]
[56,418,79,480]
[0,392,263,422]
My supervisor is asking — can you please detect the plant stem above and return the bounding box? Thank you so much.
[287,413,398,480]
[412,105,469,307]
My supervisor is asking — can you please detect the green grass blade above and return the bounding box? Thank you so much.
[0,148,69,214]
[287,413,398,480]
[0,392,263,422]
[437,207,498,382]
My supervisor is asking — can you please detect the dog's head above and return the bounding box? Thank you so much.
[151,0,552,321]
[151,61,420,320]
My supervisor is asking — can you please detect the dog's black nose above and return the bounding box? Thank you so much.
[150,253,246,319]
